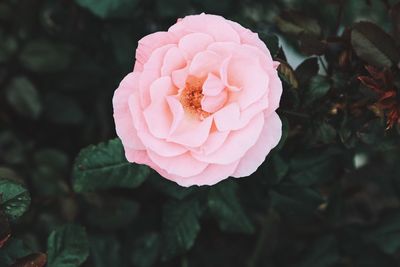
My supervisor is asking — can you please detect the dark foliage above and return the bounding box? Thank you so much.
[1,0,400,266]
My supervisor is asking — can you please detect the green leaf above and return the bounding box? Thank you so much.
[74,0,139,19]
[364,212,400,254]
[84,196,139,230]
[44,93,85,125]
[0,33,17,63]
[289,148,341,186]
[295,57,319,86]
[5,77,42,119]
[0,239,32,266]
[72,138,150,192]
[208,181,254,234]
[131,232,160,267]
[315,122,336,144]
[47,224,89,267]
[276,12,321,37]
[90,235,124,267]
[270,185,324,218]
[10,253,47,267]
[0,178,30,221]
[0,206,10,248]
[148,173,195,200]
[19,40,73,73]
[259,33,279,57]
[304,75,330,106]
[32,149,69,197]
[351,21,400,68]
[275,116,289,151]
[298,235,339,267]
[162,199,202,260]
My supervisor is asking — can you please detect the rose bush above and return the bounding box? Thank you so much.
[113,13,282,186]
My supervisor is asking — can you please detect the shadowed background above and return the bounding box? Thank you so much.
[1,0,400,267]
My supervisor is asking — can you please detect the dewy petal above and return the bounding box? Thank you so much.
[201,90,227,113]
[139,44,174,108]
[161,46,186,76]
[232,112,282,177]
[189,50,221,77]
[213,102,240,131]
[167,115,213,147]
[147,150,208,177]
[129,94,187,157]
[202,73,225,96]
[143,77,174,139]
[168,13,241,43]
[192,113,264,164]
[178,32,214,59]
[134,32,177,72]
[113,73,145,150]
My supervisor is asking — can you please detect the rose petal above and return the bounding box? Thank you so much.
[171,66,189,89]
[189,50,221,77]
[143,77,175,139]
[134,32,176,72]
[166,96,184,134]
[167,115,213,147]
[113,72,145,150]
[202,73,225,96]
[169,13,241,43]
[213,102,240,131]
[201,90,227,113]
[148,150,208,177]
[129,94,187,157]
[161,46,186,76]
[232,112,281,177]
[192,113,264,164]
[139,44,175,107]
[178,32,214,59]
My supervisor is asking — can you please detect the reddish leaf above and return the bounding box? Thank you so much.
[358,76,381,92]
[0,202,11,248]
[10,253,47,267]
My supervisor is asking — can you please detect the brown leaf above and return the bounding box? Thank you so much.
[10,253,47,267]
[277,60,299,89]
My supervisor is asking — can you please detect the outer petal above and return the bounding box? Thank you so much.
[232,112,282,177]
[169,13,241,43]
[139,44,175,107]
[147,150,208,178]
[134,32,177,72]
[263,71,282,116]
[149,159,240,187]
[192,113,265,164]
[113,72,145,150]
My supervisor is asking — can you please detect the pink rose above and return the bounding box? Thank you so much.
[113,13,282,187]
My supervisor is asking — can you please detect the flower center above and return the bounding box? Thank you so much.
[179,76,210,119]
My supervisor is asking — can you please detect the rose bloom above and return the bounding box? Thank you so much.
[113,13,282,187]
